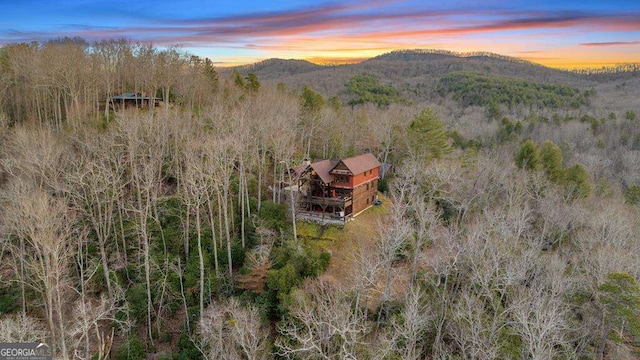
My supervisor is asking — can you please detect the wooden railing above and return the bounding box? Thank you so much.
[303,195,352,206]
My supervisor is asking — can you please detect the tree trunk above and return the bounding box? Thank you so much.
[196,210,205,317]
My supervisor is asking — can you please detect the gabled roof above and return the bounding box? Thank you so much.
[292,153,380,184]
[311,159,338,184]
[333,153,381,175]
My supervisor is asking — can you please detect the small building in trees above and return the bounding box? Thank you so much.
[108,92,160,111]
[290,153,381,224]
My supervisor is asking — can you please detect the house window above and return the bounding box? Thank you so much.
[366,183,369,190]
[335,175,348,183]
[367,198,370,204]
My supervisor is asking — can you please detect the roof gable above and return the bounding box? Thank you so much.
[332,153,381,176]
[311,159,337,184]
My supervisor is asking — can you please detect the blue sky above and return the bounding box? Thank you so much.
[1,0,639,67]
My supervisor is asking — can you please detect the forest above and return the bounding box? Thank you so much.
[0,38,640,359]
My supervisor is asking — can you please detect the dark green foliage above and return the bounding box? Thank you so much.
[301,85,325,113]
[515,139,591,199]
[258,200,288,232]
[515,139,540,171]
[156,196,186,257]
[448,130,481,149]
[439,71,590,109]
[267,264,299,299]
[174,333,203,360]
[563,163,591,200]
[539,140,563,183]
[125,284,148,322]
[271,240,330,277]
[0,282,20,314]
[114,336,147,360]
[485,100,502,121]
[496,117,522,143]
[448,130,466,148]
[625,110,637,121]
[435,198,461,225]
[261,239,331,315]
[202,57,218,87]
[346,73,403,107]
[407,108,450,158]
[580,114,603,135]
[498,326,523,359]
[217,241,246,270]
[245,73,260,93]
[232,69,245,88]
[624,185,640,205]
[328,96,343,110]
[598,273,640,343]
[377,176,389,193]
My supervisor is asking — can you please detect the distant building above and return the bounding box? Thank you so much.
[292,153,381,224]
[108,92,160,111]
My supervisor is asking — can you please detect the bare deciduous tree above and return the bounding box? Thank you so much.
[198,297,271,360]
[276,279,369,359]
[0,314,46,343]
[2,182,74,359]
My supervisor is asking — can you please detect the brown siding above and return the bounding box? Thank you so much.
[351,182,378,216]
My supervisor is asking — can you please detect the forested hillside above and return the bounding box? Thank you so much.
[1,40,639,359]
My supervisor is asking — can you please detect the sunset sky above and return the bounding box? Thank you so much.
[1,0,639,69]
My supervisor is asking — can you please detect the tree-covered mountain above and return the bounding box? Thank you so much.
[1,41,639,359]
[222,49,603,104]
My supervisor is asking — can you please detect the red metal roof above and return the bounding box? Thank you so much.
[333,153,381,175]
[295,153,380,184]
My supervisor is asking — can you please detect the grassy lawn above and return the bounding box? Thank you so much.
[298,193,391,287]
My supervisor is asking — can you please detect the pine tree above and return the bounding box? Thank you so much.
[515,139,540,171]
[539,140,563,182]
[563,163,591,199]
[407,108,450,159]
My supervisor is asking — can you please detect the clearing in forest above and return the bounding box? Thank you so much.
[297,193,391,288]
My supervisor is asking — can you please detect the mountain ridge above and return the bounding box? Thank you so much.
[219,49,639,107]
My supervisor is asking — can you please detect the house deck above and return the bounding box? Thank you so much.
[297,211,350,226]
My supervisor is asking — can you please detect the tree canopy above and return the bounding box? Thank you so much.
[407,108,450,159]
[346,73,404,107]
[439,71,591,109]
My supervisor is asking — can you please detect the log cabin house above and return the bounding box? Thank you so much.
[292,153,381,224]
[108,92,160,111]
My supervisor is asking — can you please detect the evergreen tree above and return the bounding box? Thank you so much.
[301,85,325,113]
[624,185,640,204]
[232,69,245,88]
[407,108,450,159]
[245,73,260,93]
[515,139,540,171]
[539,140,563,183]
[563,163,591,199]
[598,273,640,352]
